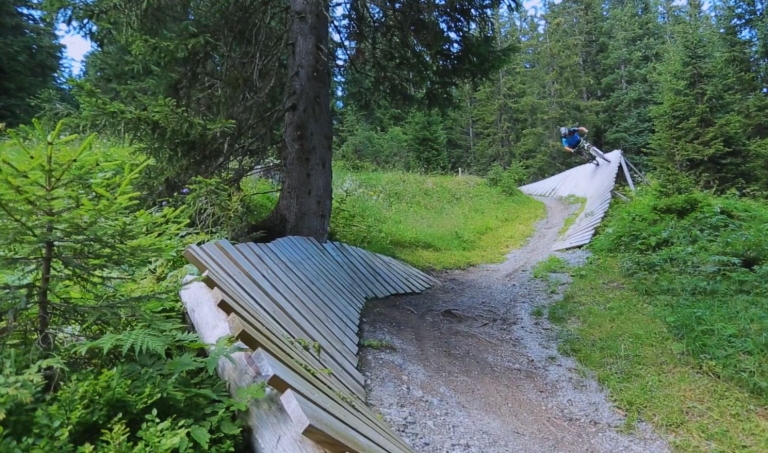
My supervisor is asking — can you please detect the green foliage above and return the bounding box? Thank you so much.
[337,108,448,173]
[485,163,525,196]
[1,321,260,453]
[0,0,63,128]
[330,166,545,270]
[532,256,569,279]
[183,176,278,241]
[0,121,190,347]
[584,188,768,402]
[0,122,257,452]
[551,257,768,452]
[57,0,287,196]
[360,339,395,351]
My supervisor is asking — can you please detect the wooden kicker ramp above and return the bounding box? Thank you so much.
[184,237,438,453]
[519,149,636,251]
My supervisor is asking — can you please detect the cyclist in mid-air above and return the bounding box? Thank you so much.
[560,126,589,155]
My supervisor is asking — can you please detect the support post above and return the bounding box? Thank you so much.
[619,154,636,192]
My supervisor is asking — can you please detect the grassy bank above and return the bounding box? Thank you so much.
[548,189,768,452]
[330,167,545,270]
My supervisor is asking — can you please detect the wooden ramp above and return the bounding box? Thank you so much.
[519,150,630,250]
[184,237,437,453]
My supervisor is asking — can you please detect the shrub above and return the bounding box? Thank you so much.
[590,186,768,401]
[0,122,259,452]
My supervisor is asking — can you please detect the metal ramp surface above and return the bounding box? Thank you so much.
[519,150,628,251]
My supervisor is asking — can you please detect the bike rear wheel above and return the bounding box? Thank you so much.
[589,146,611,163]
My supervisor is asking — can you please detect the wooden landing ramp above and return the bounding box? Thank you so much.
[184,237,438,453]
[519,150,628,251]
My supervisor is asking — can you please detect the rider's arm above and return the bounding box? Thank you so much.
[561,137,574,152]
[578,127,588,135]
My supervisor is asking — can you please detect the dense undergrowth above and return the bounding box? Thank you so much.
[0,124,260,452]
[549,187,768,452]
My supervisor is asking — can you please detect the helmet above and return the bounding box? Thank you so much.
[559,127,569,137]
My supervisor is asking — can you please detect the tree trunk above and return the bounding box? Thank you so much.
[255,0,333,242]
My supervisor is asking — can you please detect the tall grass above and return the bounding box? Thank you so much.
[330,167,544,269]
[551,187,768,451]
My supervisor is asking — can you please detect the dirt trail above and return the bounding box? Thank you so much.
[360,197,670,453]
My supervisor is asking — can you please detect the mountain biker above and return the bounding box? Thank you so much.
[560,126,589,155]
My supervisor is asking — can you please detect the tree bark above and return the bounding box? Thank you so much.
[256,0,333,242]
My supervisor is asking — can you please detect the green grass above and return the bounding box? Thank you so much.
[330,167,545,270]
[551,258,768,452]
[360,339,396,350]
[531,255,569,279]
[558,196,586,237]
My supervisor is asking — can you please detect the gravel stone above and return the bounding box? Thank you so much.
[360,197,670,453]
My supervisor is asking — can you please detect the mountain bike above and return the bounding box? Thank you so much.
[573,138,611,166]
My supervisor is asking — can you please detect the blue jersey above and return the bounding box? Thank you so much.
[561,128,582,148]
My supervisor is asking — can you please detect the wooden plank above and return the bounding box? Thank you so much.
[245,243,359,337]
[179,278,328,453]
[282,390,411,453]
[199,256,364,398]
[229,315,411,451]
[253,349,414,453]
[620,156,636,192]
[294,236,369,302]
[220,290,366,399]
[328,242,390,298]
[375,253,431,291]
[323,242,378,299]
[354,247,411,294]
[368,252,430,293]
[215,240,359,365]
[366,252,425,292]
[269,240,362,318]
[255,243,359,330]
[188,245,365,397]
[282,237,365,308]
[340,244,400,294]
[235,243,359,347]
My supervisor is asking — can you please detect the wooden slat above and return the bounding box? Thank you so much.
[235,243,358,347]
[521,149,623,251]
[342,244,401,294]
[380,255,433,289]
[269,240,362,320]
[245,243,358,336]
[186,245,365,397]
[231,317,413,452]
[372,253,428,292]
[184,235,439,453]
[334,242,394,296]
[282,237,365,308]
[254,351,413,453]
[323,242,379,298]
[352,247,410,294]
[328,242,390,298]
[295,237,370,302]
[255,243,359,331]
[215,241,359,364]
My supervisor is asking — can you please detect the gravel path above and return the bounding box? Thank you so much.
[360,197,670,453]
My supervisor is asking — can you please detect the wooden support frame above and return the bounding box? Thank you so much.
[182,237,436,453]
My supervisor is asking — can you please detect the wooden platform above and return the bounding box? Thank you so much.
[519,150,629,250]
[184,237,438,453]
